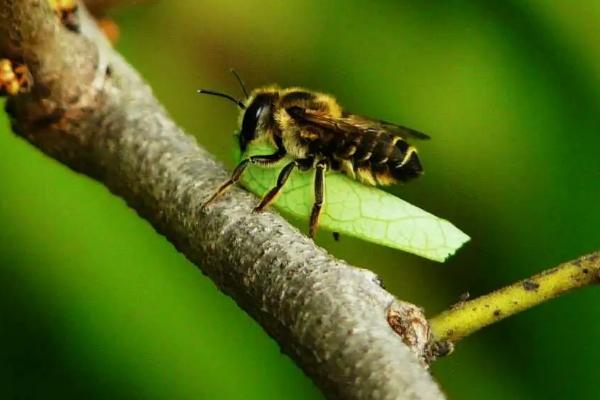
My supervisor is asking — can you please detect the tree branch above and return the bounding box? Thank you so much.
[429,251,600,345]
[0,1,444,399]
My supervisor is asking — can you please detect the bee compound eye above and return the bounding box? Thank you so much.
[240,103,263,150]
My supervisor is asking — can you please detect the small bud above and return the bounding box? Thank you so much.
[0,59,32,96]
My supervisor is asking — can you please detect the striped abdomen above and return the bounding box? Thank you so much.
[330,130,423,186]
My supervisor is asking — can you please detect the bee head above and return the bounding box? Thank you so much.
[197,71,278,152]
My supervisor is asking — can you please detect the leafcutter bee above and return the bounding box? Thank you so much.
[199,71,429,238]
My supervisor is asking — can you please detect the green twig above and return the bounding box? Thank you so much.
[429,252,600,344]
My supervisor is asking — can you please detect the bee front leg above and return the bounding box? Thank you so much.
[201,152,285,210]
[309,160,328,238]
[253,161,297,212]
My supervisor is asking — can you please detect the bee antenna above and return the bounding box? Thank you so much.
[229,68,249,98]
[197,89,246,110]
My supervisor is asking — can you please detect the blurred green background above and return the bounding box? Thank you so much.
[1,0,599,398]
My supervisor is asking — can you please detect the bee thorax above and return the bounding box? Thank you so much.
[282,131,311,159]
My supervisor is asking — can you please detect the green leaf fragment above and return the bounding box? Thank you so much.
[239,143,470,262]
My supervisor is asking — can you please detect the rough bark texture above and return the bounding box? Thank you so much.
[0,1,444,399]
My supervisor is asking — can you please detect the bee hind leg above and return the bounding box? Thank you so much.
[253,161,297,212]
[309,160,327,238]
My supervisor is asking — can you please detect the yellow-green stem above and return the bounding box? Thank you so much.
[429,252,600,344]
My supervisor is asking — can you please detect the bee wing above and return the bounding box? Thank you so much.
[286,106,430,140]
[349,115,431,140]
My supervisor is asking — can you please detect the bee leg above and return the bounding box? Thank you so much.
[253,161,297,212]
[309,160,327,238]
[202,152,285,210]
